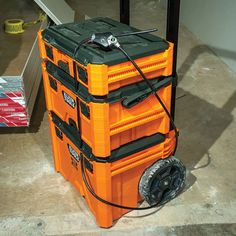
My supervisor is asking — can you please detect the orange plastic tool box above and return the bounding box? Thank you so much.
[38,17,173,96]
[39,17,186,229]
[42,60,173,157]
[48,112,179,228]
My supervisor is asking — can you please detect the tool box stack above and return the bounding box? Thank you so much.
[38,17,186,228]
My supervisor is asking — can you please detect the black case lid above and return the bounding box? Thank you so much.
[42,17,169,66]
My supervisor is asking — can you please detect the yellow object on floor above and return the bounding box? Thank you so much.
[4,19,24,34]
[4,11,46,34]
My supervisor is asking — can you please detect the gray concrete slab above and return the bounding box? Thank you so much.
[0,0,236,235]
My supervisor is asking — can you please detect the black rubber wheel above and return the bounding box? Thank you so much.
[139,156,186,205]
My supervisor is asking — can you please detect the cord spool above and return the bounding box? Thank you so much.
[4,12,46,34]
[4,19,24,34]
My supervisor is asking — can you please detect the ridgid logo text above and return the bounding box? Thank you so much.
[62,91,75,108]
[67,144,80,162]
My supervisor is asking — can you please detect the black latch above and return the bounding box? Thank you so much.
[49,75,57,91]
[45,44,54,60]
[77,66,88,84]
[80,101,90,119]
[58,60,70,74]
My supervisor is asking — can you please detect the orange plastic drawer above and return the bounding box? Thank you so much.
[38,17,173,96]
[39,39,173,96]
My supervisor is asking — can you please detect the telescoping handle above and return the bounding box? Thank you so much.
[122,77,172,109]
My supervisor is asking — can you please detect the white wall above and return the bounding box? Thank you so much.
[180,0,236,72]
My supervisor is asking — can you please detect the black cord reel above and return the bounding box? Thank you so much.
[75,29,186,210]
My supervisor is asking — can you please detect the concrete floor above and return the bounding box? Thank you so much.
[0,0,41,76]
[1,0,236,235]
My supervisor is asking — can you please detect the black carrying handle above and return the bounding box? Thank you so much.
[122,76,172,108]
[51,111,82,148]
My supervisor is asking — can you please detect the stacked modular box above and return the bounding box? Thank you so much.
[38,17,185,228]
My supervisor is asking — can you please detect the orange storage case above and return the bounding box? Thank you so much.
[48,112,176,228]
[38,18,173,96]
[42,60,173,157]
